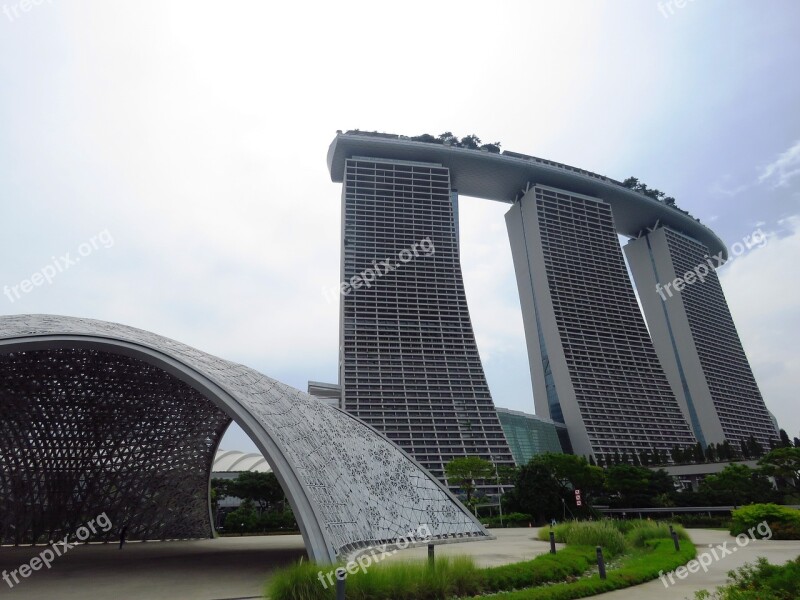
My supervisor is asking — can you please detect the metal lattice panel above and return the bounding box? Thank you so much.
[0,315,488,562]
[0,349,229,545]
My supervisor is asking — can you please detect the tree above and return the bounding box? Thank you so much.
[533,453,604,501]
[479,142,501,153]
[621,176,676,205]
[459,134,482,149]
[650,469,675,497]
[747,435,765,459]
[741,440,751,460]
[605,465,657,507]
[794,437,800,449]
[700,464,777,505]
[436,131,459,145]
[227,472,285,513]
[445,457,494,511]
[603,465,673,507]
[224,499,259,533]
[210,478,231,522]
[495,464,519,486]
[718,441,733,462]
[504,462,563,523]
[758,447,800,492]
[693,442,706,463]
[622,177,640,189]
[410,133,437,143]
[504,453,601,522]
[779,429,793,448]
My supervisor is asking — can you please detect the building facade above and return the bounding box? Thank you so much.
[337,156,514,482]
[495,407,565,466]
[624,225,777,449]
[505,185,697,461]
[328,131,776,466]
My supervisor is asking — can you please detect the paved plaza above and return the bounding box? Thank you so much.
[0,535,306,600]
[595,528,800,599]
[0,528,798,599]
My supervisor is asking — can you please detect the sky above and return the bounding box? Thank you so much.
[1,1,798,453]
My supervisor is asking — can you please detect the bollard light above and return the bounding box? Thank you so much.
[336,568,346,600]
[596,546,606,580]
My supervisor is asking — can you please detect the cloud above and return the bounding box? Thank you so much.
[758,140,800,189]
[718,214,800,437]
[709,176,750,198]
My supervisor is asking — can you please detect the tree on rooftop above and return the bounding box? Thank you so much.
[480,142,502,153]
[437,131,459,145]
[410,133,437,143]
[622,176,676,204]
[459,134,482,149]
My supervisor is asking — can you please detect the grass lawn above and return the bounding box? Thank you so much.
[481,538,696,599]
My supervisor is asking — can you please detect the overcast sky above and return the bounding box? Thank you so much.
[1,1,798,453]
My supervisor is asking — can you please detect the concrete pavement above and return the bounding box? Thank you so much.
[1,528,797,599]
[594,528,800,599]
[0,535,306,600]
[379,527,556,568]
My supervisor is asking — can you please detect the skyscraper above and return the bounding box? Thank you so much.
[624,226,777,449]
[328,130,774,466]
[506,185,697,461]
[335,155,514,481]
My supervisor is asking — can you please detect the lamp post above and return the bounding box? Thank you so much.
[494,462,504,528]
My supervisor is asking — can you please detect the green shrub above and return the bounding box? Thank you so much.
[538,521,627,556]
[257,511,298,532]
[482,546,595,591]
[345,556,482,600]
[730,504,800,539]
[666,514,731,529]
[695,555,800,599]
[267,560,335,600]
[769,521,800,540]
[266,557,483,600]
[480,538,697,600]
[267,522,694,600]
[624,520,689,548]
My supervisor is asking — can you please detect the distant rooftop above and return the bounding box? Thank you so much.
[213,449,271,473]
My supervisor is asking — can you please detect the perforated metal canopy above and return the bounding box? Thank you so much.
[0,314,488,562]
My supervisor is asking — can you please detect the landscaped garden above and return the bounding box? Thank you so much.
[265,519,696,600]
[694,555,800,599]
